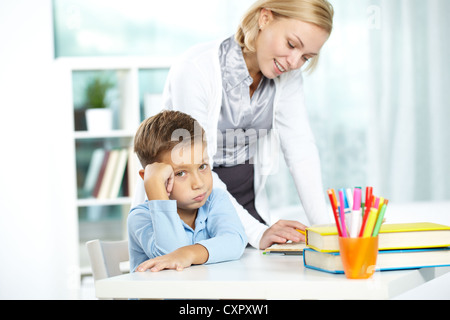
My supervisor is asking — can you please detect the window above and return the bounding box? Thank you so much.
[54,0,450,214]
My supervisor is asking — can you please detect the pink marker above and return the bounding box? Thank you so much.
[350,188,362,238]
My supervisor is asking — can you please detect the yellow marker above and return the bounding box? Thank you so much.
[378,197,384,213]
[296,229,307,243]
[363,197,381,238]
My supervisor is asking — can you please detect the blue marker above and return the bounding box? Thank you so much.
[340,188,351,233]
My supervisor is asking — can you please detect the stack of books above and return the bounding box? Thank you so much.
[303,222,450,273]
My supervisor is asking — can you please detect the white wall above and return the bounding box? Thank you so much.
[0,0,78,299]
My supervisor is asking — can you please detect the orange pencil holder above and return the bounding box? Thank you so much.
[338,236,379,279]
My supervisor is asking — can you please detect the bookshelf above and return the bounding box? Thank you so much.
[57,56,171,272]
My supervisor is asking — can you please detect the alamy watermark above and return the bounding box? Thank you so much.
[367,5,382,30]
[169,121,278,171]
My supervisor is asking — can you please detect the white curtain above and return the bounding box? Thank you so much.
[267,0,450,209]
[366,0,450,202]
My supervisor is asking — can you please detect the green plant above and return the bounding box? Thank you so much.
[85,77,114,109]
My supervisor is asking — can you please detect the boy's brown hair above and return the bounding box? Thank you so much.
[134,110,205,167]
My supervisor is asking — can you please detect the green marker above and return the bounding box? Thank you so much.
[372,200,388,237]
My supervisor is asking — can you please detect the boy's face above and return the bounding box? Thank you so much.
[160,141,213,216]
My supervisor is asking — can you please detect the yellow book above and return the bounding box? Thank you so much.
[306,222,450,253]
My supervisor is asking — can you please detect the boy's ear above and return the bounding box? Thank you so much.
[139,169,145,180]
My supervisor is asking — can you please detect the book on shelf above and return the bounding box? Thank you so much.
[108,148,129,198]
[97,149,121,199]
[303,247,450,274]
[306,222,450,253]
[264,241,307,255]
[126,146,140,200]
[92,150,111,198]
[83,148,105,196]
[83,147,138,201]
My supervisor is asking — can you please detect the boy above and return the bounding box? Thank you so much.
[128,110,247,272]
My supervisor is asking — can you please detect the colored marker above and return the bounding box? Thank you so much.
[338,190,348,237]
[372,200,389,237]
[378,197,385,215]
[327,189,343,237]
[365,187,373,211]
[363,197,380,238]
[340,188,351,233]
[350,187,362,238]
[359,187,373,237]
[345,188,354,230]
[375,197,385,231]
[346,188,353,211]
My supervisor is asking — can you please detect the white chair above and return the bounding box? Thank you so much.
[86,239,129,281]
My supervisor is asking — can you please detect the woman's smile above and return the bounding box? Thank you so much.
[274,59,287,74]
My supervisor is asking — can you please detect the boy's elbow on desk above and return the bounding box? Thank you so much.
[229,236,247,261]
[231,232,247,260]
[230,233,248,260]
[200,234,247,264]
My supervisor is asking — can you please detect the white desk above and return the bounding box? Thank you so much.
[95,248,450,300]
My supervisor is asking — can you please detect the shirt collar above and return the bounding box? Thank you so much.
[180,196,210,232]
[222,37,253,92]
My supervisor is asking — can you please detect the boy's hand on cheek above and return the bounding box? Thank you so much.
[142,163,174,200]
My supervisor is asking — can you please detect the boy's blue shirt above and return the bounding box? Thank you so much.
[127,188,248,272]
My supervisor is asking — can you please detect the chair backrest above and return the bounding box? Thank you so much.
[86,239,129,281]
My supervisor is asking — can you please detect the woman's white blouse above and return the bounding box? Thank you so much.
[214,36,275,167]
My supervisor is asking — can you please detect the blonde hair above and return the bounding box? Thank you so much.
[235,0,334,72]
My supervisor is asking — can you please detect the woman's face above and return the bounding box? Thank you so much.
[254,9,330,79]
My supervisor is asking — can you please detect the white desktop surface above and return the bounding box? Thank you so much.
[95,248,450,300]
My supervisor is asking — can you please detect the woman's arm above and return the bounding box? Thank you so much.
[275,70,330,226]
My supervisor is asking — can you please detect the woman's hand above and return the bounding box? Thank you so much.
[259,220,307,250]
